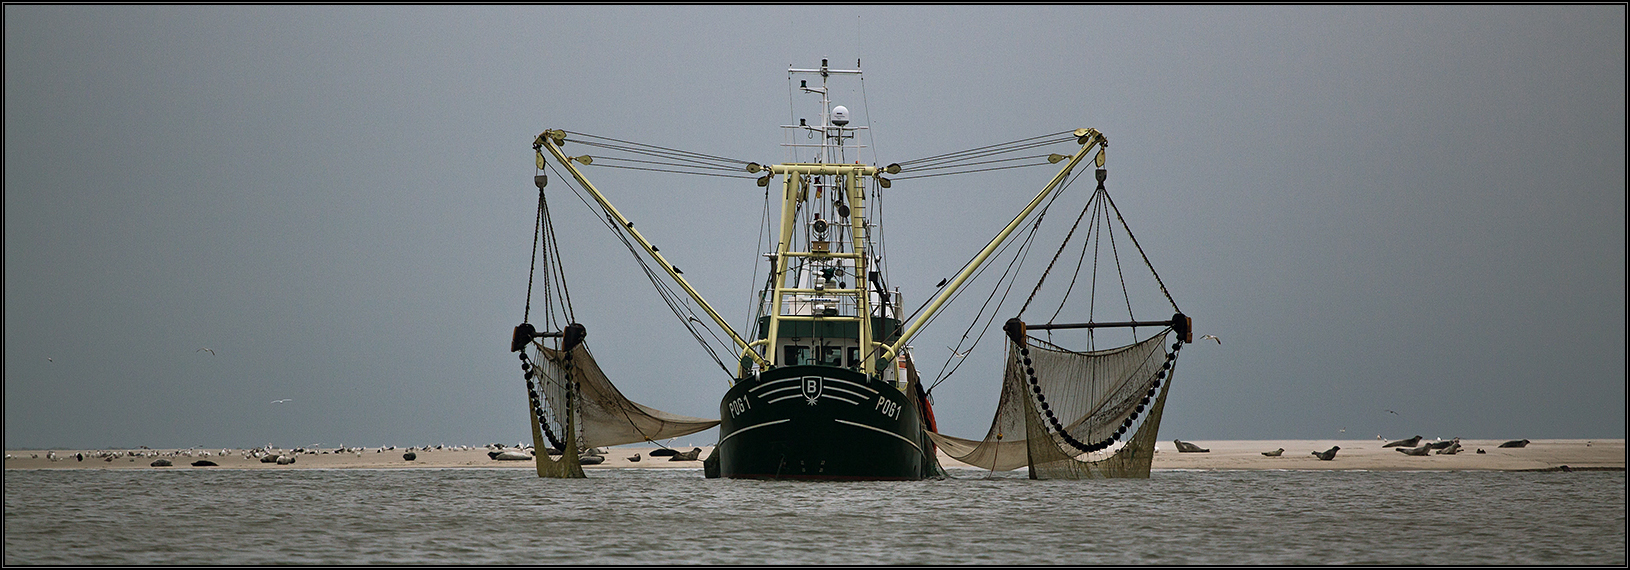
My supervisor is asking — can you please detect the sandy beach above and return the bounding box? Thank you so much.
[5,439,1622,472]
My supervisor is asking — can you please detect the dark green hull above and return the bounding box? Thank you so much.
[715,365,939,480]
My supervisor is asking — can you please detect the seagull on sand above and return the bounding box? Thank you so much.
[1199,335,1221,344]
[197,348,216,356]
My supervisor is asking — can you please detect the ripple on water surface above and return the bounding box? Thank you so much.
[4,468,1624,565]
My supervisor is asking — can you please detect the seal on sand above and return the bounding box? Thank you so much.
[669,448,703,461]
[191,460,218,467]
[1382,436,1422,448]
[1498,439,1530,448]
[403,451,417,461]
[1261,448,1284,457]
[1397,445,1431,456]
[151,459,173,467]
[1173,440,1210,453]
[1311,446,1340,460]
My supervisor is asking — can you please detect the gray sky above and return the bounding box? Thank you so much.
[5,6,1624,450]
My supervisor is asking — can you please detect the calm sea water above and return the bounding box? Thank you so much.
[4,468,1624,565]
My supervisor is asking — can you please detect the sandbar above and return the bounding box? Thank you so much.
[6,440,1622,472]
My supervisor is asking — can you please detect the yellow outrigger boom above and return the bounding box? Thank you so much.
[535,130,770,370]
[880,128,1107,361]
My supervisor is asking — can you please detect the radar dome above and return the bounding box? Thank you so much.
[831,105,850,126]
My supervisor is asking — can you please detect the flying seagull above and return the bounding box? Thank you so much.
[271,399,293,404]
[947,347,970,358]
[196,348,216,356]
[1199,335,1221,344]
[1386,409,1400,416]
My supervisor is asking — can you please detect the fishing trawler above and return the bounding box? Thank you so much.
[513,59,1192,481]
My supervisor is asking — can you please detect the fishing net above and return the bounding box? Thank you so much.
[534,343,720,449]
[526,390,585,478]
[928,329,1176,479]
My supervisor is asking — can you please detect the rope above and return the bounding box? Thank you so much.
[1019,166,1093,316]
[580,155,750,174]
[576,163,755,179]
[567,140,743,170]
[860,74,879,165]
[545,159,737,380]
[923,181,1069,393]
[892,161,1056,181]
[903,154,1054,174]
[1103,191,1181,313]
[903,139,1066,171]
[1045,193,1102,327]
[1104,198,1137,345]
[562,130,752,165]
[541,189,575,325]
[895,131,1071,167]
[553,130,757,181]
[523,185,544,323]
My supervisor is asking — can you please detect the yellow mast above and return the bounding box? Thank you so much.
[756,163,880,376]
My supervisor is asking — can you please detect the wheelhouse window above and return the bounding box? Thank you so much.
[783,345,810,366]
[819,345,843,367]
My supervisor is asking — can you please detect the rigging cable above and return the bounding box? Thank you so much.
[923,170,1080,393]
[860,73,879,166]
[743,185,772,346]
[541,186,576,327]
[523,183,545,324]
[1103,190,1182,313]
[563,130,752,166]
[926,214,1044,393]
[544,159,737,382]
[895,131,1071,168]
[565,142,747,171]
[1019,174,1099,317]
[903,140,1070,171]
[559,130,758,179]
[1045,191,1103,330]
[1103,191,1139,345]
[893,161,1059,180]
